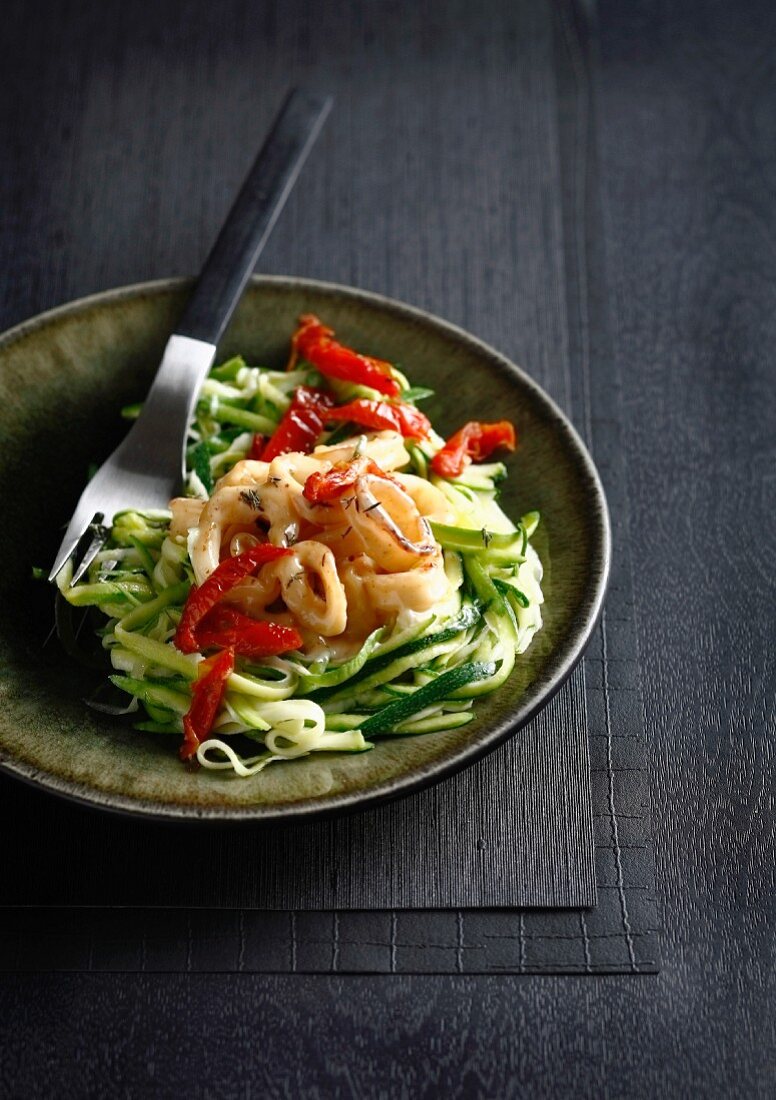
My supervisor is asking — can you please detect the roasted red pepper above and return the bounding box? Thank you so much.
[174,544,291,654]
[290,314,400,398]
[180,646,234,761]
[326,398,430,440]
[260,386,333,461]
[247,434,265,460]
[303,457,399,504]
[430,420,516,478]
[195,604,303,659]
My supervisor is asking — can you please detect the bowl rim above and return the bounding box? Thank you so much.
[0,275,611,823]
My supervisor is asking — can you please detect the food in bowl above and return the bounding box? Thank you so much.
[58,315,543,777]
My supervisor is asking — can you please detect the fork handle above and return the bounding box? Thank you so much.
[176,88,332,346]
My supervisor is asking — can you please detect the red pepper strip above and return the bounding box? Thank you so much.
[195,604,303,659]
[303,458,400,504]
[291,314,400,398]
[180,646,234,761]
[430,420,517,479]
[326,398,430,440]
[248,434,265,460]
[174,544,291,654]
[260,386,333,461]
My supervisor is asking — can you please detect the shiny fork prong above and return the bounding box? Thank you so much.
[48,541,79,585]
[48,510,108,585]
[49,519,90,584]
[69,514,110,587]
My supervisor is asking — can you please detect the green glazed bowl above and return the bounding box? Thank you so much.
[0,277,609,821]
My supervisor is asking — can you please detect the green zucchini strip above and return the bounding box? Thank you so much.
[358,661,496,736]
[430,521,526,562]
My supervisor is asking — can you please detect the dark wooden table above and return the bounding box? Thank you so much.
[1,0,774,1094]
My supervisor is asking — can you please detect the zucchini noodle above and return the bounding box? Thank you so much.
[59,340,544,779]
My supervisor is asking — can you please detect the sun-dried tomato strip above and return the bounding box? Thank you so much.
[260,386,333,461]
[174,544,291,654]
[326,398,430,440]
[290,314,400,398]
[303,458,400,505]
[180,646,234,761]
[195,604,303,659]
[430,421,516,478]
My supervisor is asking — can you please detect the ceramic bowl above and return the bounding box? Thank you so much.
[0,277,609,820]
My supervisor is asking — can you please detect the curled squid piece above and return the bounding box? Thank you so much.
[262,452,348,534]
[341,550,451,620]
[351,475,436,572]
[393,473,456,525]
[311,430,410,473]
[169,497,205,539]
[188,485,268,584]
[214,459,271,490]
[273,540,348,637]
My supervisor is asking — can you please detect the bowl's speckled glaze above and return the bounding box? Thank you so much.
[0,277,610,820]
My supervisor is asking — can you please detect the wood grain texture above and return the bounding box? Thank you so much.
[0,0,773,1094]
[0,897,655,975]
[590,0,776,1086]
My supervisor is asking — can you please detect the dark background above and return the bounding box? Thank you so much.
[1,0,774,1095]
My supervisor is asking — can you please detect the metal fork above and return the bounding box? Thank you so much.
[49,88,332,585]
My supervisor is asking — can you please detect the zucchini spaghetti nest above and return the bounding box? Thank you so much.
[57,315,544,777]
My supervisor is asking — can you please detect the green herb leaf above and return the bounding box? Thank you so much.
[402,386,435,404]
